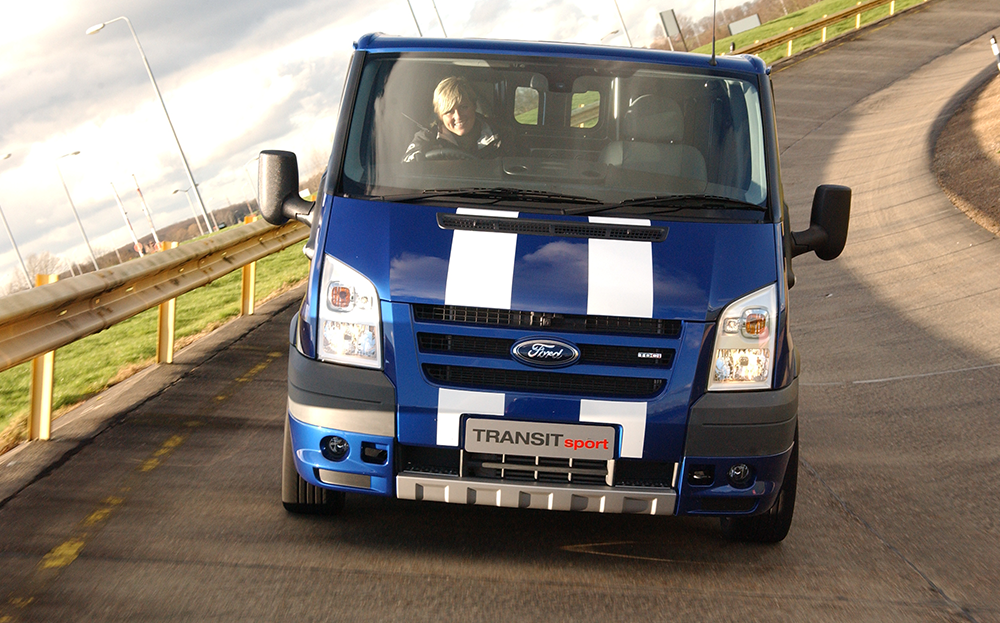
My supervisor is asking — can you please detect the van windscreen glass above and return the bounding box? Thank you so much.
[341,53,768,215]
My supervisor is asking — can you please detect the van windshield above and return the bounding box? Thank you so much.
[341,53,768,215]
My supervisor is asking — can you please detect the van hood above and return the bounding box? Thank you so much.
[323,197,778,322]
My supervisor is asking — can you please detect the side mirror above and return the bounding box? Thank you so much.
[791,184,851,260]
[258,150,314,226]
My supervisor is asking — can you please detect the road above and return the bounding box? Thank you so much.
[2,1,1000,620]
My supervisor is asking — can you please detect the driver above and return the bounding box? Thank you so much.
[403,76,501,162]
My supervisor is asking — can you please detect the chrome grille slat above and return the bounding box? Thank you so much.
[465,452,610,485]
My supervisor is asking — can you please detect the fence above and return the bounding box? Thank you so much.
[734,0,925,61]
[0,217,308,441]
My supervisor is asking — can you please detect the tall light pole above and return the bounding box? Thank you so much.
[430,0,448,37]
[244,156,259,203]
[405,0,423,36]
[111,182,144,257]
[0,153,32,289]
[173,188,205,235]
[611,0,633,47]
[131,174,161,247]
[56,151,100,271]
[86,16,216,233]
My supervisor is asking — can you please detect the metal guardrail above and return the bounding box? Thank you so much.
[0,218,307,373]
[734,0,915,59]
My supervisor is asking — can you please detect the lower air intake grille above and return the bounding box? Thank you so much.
[423,364,664,398]
[465,452,609,486]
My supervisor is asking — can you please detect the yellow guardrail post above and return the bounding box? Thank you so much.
[734,0,917,60]
[240,215,258,316]
[156,242,179,364]
[29,273,59,441]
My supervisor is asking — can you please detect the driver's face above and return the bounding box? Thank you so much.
[439,100,476,136]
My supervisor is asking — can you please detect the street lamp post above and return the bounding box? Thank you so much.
[86,16,216,233]
[0,153,32,289]
[405,0,423,36]
[172,188,205,235]
[430,0,448,37]
[610,0,633,47]
[111,182,144,257]
[131,174,161,248]
[56,151,100,271]
[244,156,259,203]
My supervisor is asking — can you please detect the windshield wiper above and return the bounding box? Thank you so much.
[564,194,767,216]
[378,187,603,206]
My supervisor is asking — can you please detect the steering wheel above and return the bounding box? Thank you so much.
[423,147,475,161]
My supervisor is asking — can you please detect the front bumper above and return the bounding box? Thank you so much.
[287,345,397,495]
[287,342,798,517]
[676,379,798,516]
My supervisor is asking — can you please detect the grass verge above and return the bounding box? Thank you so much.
[0,236,309,454]
[694,0,929,63]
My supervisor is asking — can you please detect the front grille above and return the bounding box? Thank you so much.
[423,364,664,398]
[613,459,678,488]
[398,445,460,476]
[465,452,609,486]
[412,304,682,338]
[417,333,675,368]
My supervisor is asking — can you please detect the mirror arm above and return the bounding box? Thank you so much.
[790,225,827,258]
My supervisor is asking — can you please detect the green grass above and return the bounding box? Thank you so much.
[0,232,309,444]
[694,0,928,63]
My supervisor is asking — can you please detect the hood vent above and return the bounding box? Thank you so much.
[437,212,667,242]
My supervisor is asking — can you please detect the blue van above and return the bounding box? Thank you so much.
[258,34,850,542]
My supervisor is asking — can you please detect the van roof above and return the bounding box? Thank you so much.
[354,33,768,76]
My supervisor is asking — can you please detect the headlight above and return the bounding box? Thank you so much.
[317,255,382,369]
[708,284,777,391]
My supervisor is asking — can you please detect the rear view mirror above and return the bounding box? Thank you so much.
[258,150,314,226]
[791,185,851,260]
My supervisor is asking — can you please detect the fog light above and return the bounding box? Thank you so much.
[321,436,349,462]
[727,463,753,488]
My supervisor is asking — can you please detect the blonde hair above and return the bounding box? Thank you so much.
[433,77,478,116]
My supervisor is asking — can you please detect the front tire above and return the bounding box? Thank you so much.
[720,427,797,543]
[282,418,345,515]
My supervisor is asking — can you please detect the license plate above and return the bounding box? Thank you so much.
[464,418,616,460]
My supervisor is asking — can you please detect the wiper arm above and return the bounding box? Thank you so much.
[378,187,602,206]
[565,194,767,216]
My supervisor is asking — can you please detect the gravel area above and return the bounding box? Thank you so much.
[934,72,1000,235]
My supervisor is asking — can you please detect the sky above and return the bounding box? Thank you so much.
[0,0,743,290]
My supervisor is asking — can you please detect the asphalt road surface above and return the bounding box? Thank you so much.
[3,1,1000,621]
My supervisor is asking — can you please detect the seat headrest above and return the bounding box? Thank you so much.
[624,95,683,143]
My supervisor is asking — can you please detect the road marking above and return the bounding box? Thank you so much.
[0,349,282,622]
[801,361,1000,387]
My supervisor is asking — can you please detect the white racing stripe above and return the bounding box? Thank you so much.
[437,388,505,447]
[444,208,519,309]
[587,217,653,318]
[579,399,647,458]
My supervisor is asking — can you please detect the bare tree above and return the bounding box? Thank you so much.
[0,271,27,296]
[24,251,70,281]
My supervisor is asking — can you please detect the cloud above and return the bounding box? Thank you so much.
[0,0,751,282]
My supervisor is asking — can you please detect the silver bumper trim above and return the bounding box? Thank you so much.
[396,473,676,515]
[287,396,394,437]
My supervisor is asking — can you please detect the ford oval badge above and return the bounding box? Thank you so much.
[511,337,581,368]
